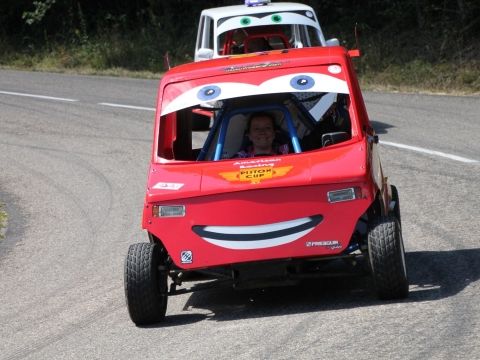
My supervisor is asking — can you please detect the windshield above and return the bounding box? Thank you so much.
[157,64,354,162]
[217,24,322,55]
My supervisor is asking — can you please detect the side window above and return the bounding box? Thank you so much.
[195,16,205,51]
[306,26,322,47]
[300,93,352,151]
[197,16,214,50]
[296,26,322,48]
[158,113,176,160]
[202,16,213,50]
[207,17,214,50]
[291,25,304,48]
[157,109,192,161]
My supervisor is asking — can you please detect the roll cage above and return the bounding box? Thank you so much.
[158,92,352,162]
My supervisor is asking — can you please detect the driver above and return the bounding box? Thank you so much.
[235,112,289,158]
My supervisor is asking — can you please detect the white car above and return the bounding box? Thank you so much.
[195,1,339,61]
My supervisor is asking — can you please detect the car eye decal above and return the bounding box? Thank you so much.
[162,82,258,115]
[218,12,319,35]
[271,14,282,23]
[161,74,348,115]
[261,73,348,95]
[290,75,315,90]
[197,85,221,101]
[240,17,251,26]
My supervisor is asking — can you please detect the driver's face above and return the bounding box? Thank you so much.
[248,116,275,150]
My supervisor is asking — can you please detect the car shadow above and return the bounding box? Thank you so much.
[146,248,480,327]
[370,119,395,134]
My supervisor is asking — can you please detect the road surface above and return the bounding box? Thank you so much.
[1,69,479,359]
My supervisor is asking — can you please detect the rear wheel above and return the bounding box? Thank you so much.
[368,216,408,300]
[124,242,169,325]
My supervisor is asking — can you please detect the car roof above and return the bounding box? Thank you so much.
[165,47,351,83]
[160,47,355,116]
[201,2,316,20]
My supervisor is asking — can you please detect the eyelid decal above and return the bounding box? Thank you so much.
[217,12,320,35]
[161,73,348,116]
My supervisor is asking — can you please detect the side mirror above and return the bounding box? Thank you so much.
[191,109,212,131]
[322,132,350,147]
[195,48,214,61]
[348,49,361,57]
[325,38,340,47]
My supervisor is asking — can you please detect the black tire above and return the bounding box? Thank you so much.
[390,185,401,226]
[368,216,408,300]
[124,242,168,325]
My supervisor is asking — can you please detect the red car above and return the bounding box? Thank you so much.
[124,46,408,325]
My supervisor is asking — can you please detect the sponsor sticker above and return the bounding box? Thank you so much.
[224,61,283,72]
[306,240,342,250]
[239,167,273,181]
[180,250,193,264]
[220,165,292,184]
[152,182,184,190]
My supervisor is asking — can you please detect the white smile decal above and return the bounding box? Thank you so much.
[192,215,322,250]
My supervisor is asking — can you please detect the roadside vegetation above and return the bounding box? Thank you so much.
[0,0,479,94]
[0,203,7,239]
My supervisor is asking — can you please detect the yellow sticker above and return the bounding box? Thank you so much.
[239,167,273,181]
[220,166,292,184]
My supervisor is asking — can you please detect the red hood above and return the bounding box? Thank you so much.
[145,139,367,204]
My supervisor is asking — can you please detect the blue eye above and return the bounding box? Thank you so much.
[290,75,315,90]
[197,85,221,101]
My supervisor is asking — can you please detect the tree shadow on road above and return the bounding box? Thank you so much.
[146,248,480,327]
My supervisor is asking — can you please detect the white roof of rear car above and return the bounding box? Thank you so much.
[201,3,316,20]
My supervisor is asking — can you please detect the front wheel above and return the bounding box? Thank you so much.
[390,185,401,227]
[124,242,169,325]
[368,216,408,300]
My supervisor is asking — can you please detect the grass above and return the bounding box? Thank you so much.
[0,203,7,240]
[358,59,480,95]
[1,37,479,95]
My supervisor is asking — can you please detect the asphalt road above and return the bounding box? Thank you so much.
[1,69,479,360]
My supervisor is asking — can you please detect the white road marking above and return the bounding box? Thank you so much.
[0,90,78,102]
[380,140,479,164]
[98,102,155,111]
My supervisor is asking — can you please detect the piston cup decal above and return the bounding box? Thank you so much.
[220,165,292,184]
